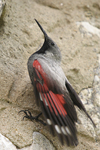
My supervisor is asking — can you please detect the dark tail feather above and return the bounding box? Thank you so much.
[65,80,96,128]
[83,109,96,128]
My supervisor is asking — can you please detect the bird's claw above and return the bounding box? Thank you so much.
[19,110,46,126]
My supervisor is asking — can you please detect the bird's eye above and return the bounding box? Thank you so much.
[51,42,55,46]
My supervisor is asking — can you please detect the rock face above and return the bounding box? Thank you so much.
[0,0,5,17]
[0,132,55,150]
[0,0,100,150]
[0,133,17,150]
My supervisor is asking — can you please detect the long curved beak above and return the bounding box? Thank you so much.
[35,19,48,39]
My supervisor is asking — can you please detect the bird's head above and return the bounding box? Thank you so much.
[35,19,61,62]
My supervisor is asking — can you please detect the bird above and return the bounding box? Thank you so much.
[21,19,96,146]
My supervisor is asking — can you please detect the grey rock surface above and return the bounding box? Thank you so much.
[78,54,100,141]
[0,0,100,150]
[0,133,17,150]
[18,132,55,150]
[77,22,100,37]
[0,0,5,17]
[0,132,55,150]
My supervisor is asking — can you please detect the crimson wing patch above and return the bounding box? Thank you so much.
[33,59,78,146]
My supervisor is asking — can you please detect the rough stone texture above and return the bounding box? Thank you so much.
[0,0,100,150]
[0,132,55,150]
[0,0,5,17]
[18,132,55,150]
[29,132,55,150]
[77,54,100,144]
[0,133,17,150]
[77,22,100,37]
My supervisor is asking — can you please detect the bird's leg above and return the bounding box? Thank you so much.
[19,110,46,126]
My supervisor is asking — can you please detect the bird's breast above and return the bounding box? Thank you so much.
[38,58,66,92]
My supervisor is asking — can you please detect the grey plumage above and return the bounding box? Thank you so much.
[27,19,95,146]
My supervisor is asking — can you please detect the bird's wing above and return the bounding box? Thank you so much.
[32,59,78,146]
[65,80,96,127]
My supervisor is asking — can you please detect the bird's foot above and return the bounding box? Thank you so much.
[19,110,46,126]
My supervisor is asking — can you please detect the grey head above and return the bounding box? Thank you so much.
[35,19,61,62]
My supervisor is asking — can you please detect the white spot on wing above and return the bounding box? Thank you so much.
[39,93,48,106]
[44,97,48,106]
[39,93,43,101]
[65,126,71,135]
[55,125,61,134]
[47,119,52,125]
[61,126,67,135]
